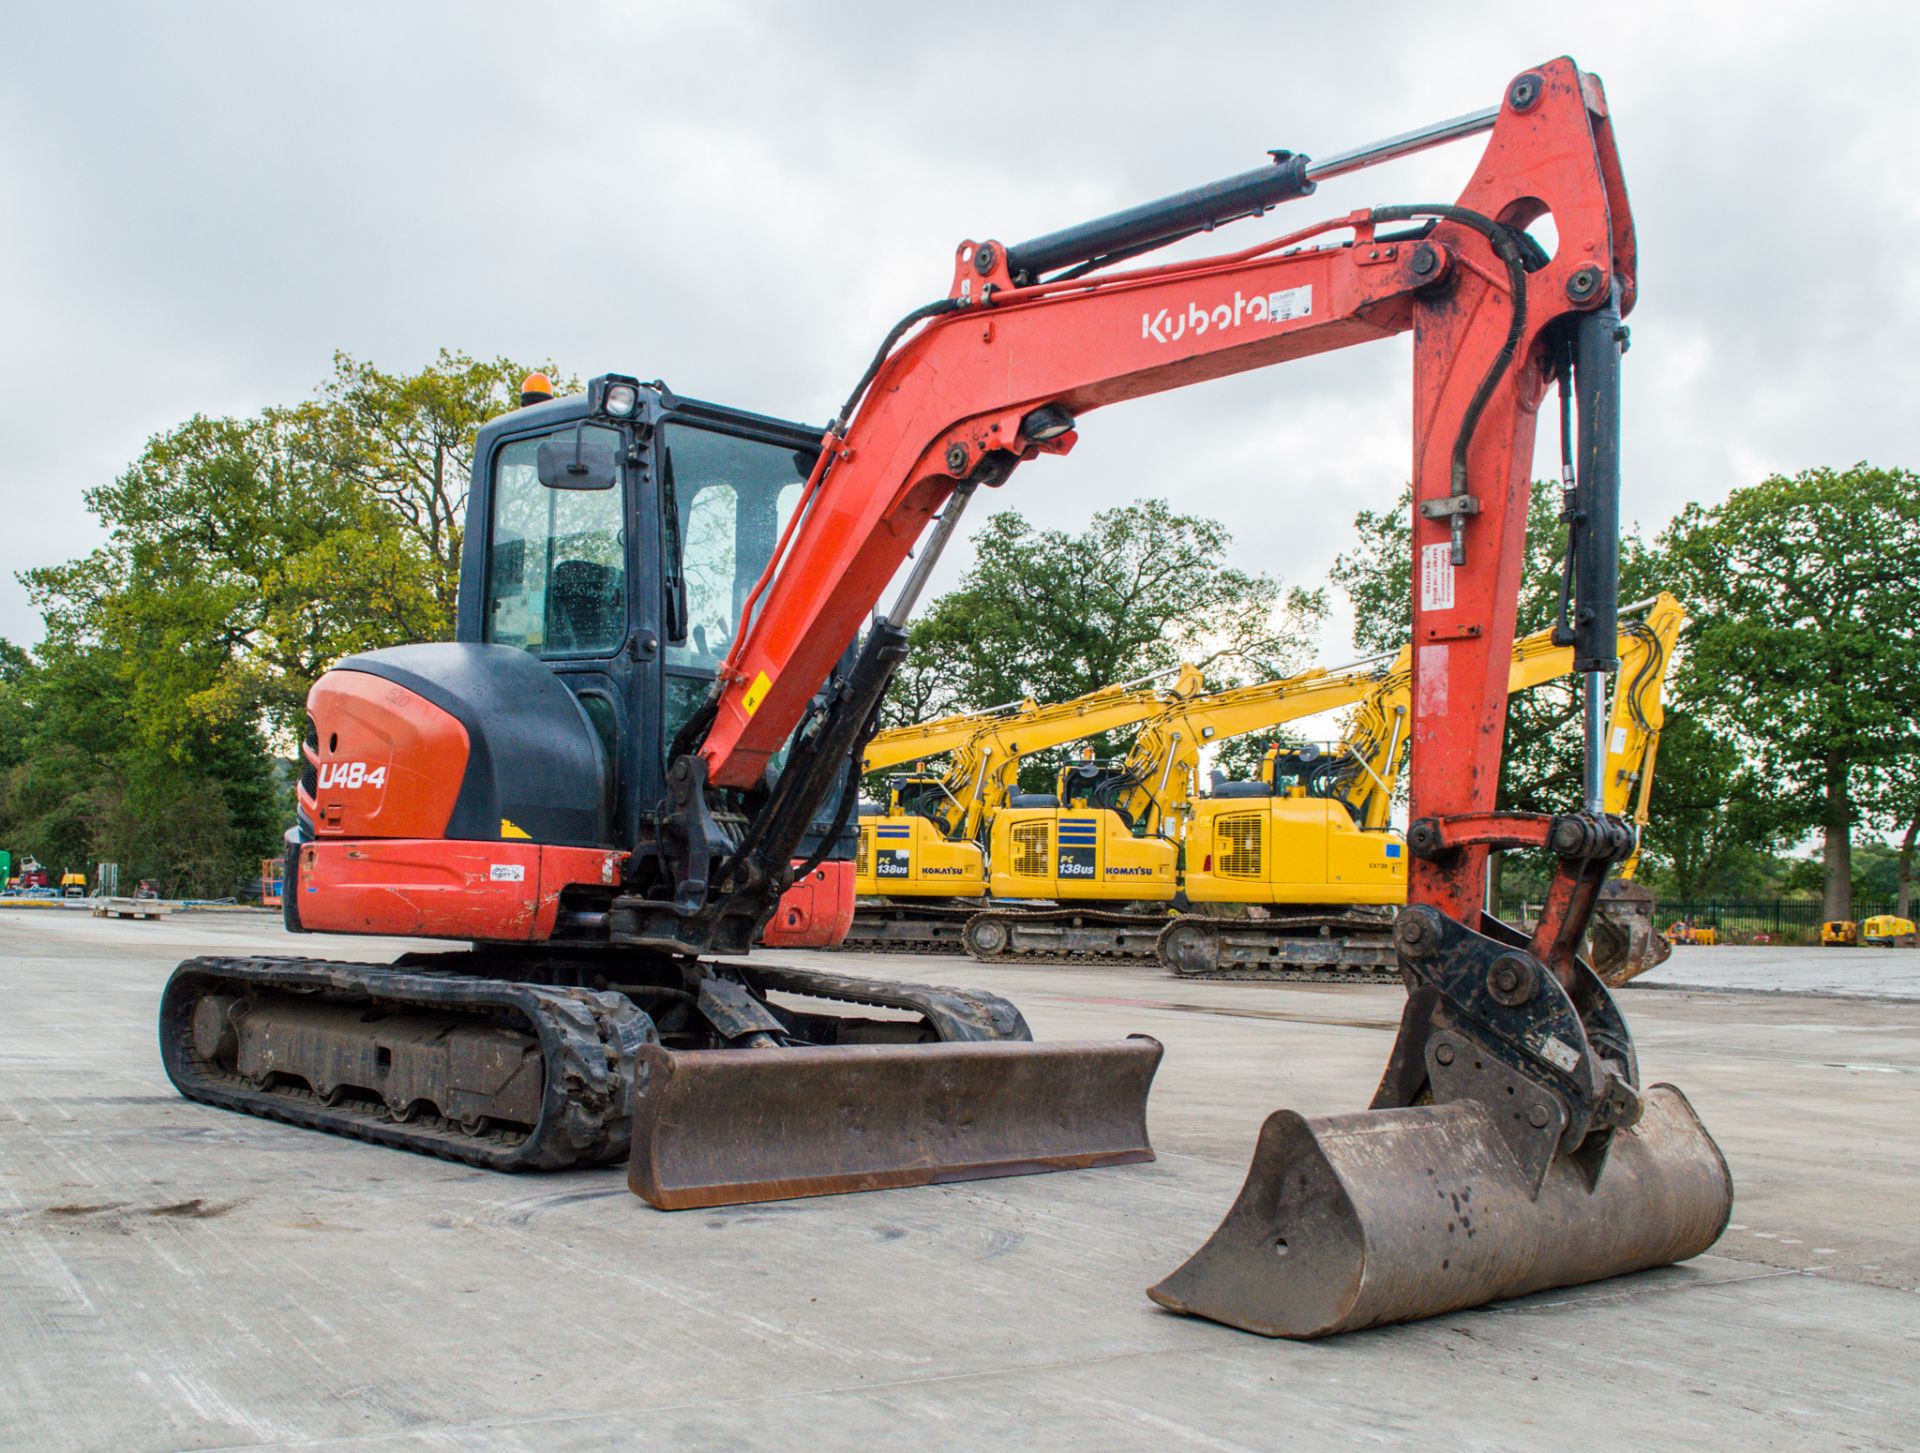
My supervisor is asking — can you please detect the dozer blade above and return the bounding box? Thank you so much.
[1591,880,1672,986]
[1148,1083,1730,1338]
[629,1035,1162,1209]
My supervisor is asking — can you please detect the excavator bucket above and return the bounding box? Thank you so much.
[1148,1084,1730,1338]
[1591,880,1672,986]
[629,1035,1163,1209]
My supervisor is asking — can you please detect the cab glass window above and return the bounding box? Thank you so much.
[486,426,627,656]
[661,424,812,670]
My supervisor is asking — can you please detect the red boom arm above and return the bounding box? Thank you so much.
[699,58,1631,925]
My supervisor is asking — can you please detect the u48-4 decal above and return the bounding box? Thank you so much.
[316,761,387,790]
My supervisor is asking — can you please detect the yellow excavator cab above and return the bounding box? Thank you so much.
[855,775,989,898]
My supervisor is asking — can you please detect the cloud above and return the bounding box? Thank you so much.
[4,0,1912,660]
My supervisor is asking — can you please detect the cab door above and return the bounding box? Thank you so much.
[479,422,637,844]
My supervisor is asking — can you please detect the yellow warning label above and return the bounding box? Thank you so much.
[741,671,773,717]
[500,818,531,840]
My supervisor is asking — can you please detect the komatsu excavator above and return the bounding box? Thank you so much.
[1154,597,1686,983]
[849,664,1205,950]
[962,655,1398,957]
[161,57,1730,1337]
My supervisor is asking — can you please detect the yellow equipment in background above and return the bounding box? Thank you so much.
[1588,595,1688,980]
[1862,915,1918,947]
[847,664,1206,949]
[963,657,1395,958]
[851,697,1035,909]
[1167,596,1685,983]
[961,596,1684,983]
[1821,919,1858,947]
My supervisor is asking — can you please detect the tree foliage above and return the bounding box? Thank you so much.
[1662,465,1920,917]
[3,351,565,895]
[896,500,1324,716]
[886,500,1325,790]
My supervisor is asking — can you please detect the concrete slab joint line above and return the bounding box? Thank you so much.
[0,913,1913,1450]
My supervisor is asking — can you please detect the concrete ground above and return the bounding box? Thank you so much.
[2,913,1913,1451]
[1642,941,1920,1000]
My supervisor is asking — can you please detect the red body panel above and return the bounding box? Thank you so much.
[296,839,623,942]
[302,672,469,839]
[760,862,856,948]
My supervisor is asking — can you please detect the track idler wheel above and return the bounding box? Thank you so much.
[1156,918,1221,976]
[962,913,1011,960]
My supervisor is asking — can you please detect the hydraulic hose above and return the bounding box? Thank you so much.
[1368,204,1538,565]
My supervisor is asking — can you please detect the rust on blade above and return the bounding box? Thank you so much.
[628,1035,1162,1210]
[1148,1084,1731,1338]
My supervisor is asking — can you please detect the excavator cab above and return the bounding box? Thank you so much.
[852,772,990,900]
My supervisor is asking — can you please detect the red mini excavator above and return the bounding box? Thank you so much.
[162,56,1730,1337]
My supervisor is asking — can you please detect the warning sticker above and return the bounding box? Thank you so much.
[1267,284,1313,322]
[1419,542,1455,612]
[1611,726,1630,755]
[489,864,526,883]
[741,671,773,717]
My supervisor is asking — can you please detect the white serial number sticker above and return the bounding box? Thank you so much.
[1420,542,1455,611]
[1538,1034,1582,1074]
[489,864,526,883]
[1267,284,1313,322]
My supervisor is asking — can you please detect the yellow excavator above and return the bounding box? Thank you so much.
[961,655,1398,958]
[849,664,1206,949]
[1167,594,1685,983]
[1587,595,1687,981]
[967,597,1685,985]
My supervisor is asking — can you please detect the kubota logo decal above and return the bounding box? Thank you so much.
[317,761,386,790]
[1141,285,1312,345]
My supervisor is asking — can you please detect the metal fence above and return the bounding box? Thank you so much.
[1498,895,1904,946]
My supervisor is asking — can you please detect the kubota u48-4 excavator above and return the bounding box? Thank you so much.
[161,56,1730,1338]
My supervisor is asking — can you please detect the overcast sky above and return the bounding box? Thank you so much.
[6,1,1915,661]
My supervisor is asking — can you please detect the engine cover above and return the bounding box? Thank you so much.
[302,643,610,846]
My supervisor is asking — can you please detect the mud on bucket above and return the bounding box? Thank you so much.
[1148,1084,1731,1338]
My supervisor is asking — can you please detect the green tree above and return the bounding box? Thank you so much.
[310,350,571,618]
[1662,465,1920,920]
[899,500,1323,715]
[1633,710,1780,899]
[887,500,1324,790]
[1327,483,1673,896]
[7,350,565,894]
